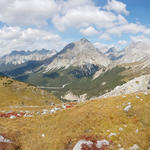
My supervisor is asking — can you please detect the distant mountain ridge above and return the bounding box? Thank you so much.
[104,47,124,61]
[0,49,56,65]
[1,39,150,101]
[118,41,150,64]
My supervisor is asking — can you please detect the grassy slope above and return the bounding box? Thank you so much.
[16,66,126,99]
[0,93,150,150]
[0,76,60,107]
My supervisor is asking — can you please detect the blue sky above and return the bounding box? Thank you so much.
[0,0,150,55]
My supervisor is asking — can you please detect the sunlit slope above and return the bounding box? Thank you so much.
[0,92,150,150]
[0,76,60,106]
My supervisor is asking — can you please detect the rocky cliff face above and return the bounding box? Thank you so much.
[44,38,111,72]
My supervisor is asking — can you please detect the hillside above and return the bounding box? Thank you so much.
[0,75,60,107]
[0,92,150,150]
[16,66,126,100]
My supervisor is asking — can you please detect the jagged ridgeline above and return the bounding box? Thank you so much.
[1,39,150,101]
[1,38,126,100]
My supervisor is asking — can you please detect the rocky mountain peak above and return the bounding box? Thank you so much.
[105,47,117,54]
[44,39,111,72]
[80,38,90,44]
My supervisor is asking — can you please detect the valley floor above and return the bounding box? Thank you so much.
[0,92,150,150]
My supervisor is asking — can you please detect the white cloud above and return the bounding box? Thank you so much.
[94,42,114,50]
[0,0,128,32]
[80,26,99,36]
[52,0,127,31]
[107,23,150,36]
[0,0,150,54]
[117,14,128,24]
[99,33,111,40]
[118,40,127,45]
[130,35,150,43]
[0,0,58,26]
[0,26,66,55]
[104,0,129,15]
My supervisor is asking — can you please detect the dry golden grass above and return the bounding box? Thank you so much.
[0,77,60,107]
[0,92,150,150]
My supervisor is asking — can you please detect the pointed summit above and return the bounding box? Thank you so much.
[80,38,90,43]
[44,38,111,72]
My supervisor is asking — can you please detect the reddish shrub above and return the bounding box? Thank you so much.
[0,112,25,118]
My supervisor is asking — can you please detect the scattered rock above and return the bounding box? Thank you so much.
[124,104,132,112]
[24,114,32,117]
[10,115,16,119]
[136,129,138,133]
[0,135,12,143]
[119,128,123,131]
[109,132,117,137]
[73,140,93,150]
[123,125,127,128]
[73,139,110,150]
[96,140,109,148]
[101,82,106,86]
[130,144,139,150]
[119,148,124,150]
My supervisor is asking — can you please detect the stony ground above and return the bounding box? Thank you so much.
[0,92,150,150]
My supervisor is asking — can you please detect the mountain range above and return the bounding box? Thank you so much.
[0,49,56,65]
[0,38,150,101]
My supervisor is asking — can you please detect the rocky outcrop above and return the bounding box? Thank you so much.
[99,74,150,98]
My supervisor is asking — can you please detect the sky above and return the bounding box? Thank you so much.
[0,0,150,55]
